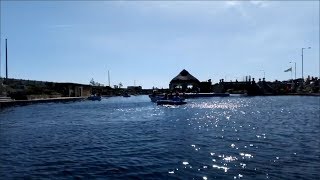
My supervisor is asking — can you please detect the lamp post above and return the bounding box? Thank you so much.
[289,61,296,79]
[301,47,311,80]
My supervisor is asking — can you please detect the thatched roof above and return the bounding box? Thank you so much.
[170,69,200,84]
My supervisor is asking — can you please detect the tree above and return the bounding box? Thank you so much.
[90,78,95,86]
[119,82,123,88]
[90,78,103,86]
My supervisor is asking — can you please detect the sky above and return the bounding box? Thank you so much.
[0,1,319,89]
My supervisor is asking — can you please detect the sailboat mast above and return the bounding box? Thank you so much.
[108,70,110,87]
[6,39,8,79]
[0,38,1,78]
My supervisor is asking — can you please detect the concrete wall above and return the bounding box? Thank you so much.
[27,94,62,100]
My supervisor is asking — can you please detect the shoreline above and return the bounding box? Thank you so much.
[1,93,319,109]
[245,93,320,96]
[0,97,86,108]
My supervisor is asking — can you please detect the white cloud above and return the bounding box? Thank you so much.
[225,1,241,7]
[103,1,272,22]
[250,1,270,8]
[223,1,250,19]
[110,1,230,16]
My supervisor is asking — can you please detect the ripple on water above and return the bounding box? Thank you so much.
[0,96,320,179]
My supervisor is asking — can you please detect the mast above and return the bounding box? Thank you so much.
[6,39,8,79]
[108,70,110,87]
[0,38,1,78]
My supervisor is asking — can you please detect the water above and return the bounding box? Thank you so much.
[0,95,319,179]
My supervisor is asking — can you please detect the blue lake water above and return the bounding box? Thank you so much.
[0,95,319,179]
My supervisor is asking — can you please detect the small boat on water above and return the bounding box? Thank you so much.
[149,93,187,105]
[149,93,229,102]
[149,94,185,102]
[87,95,101,101]
[149,95,162,102]
[123,92,131,97]
[156,99,187,105]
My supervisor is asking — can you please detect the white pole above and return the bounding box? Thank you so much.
[108,70,110,87]
[302,47,311,81]
[302,48,304,80]
[0,38,1,78]
[6,39,8,79]
[290,61,297,80]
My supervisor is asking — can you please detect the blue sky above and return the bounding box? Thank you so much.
[0,1,319,88]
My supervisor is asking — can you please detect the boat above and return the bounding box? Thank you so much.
[149,95,163,102]
[87,95,101,101]
[149,93,230,101]
[156,99,187,105]
[149,94,185,103]
[123,92,131,97]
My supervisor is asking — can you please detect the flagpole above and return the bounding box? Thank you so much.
[284,67,292,80]
[301,47,311,81]
[290,61,296,80]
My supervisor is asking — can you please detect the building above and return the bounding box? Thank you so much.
[127,86,142,94]
[54,82,92,97]
[169,69,201,92]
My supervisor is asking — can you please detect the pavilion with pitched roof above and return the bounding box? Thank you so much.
[169,69,201,91]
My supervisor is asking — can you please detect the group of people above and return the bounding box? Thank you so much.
[162,92,185,101]
[150,91,186,101]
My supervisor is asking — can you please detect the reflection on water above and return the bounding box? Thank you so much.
[0,95,319,179]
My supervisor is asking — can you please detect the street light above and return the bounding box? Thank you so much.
[289,61,296,79]
[302,47,311,80]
